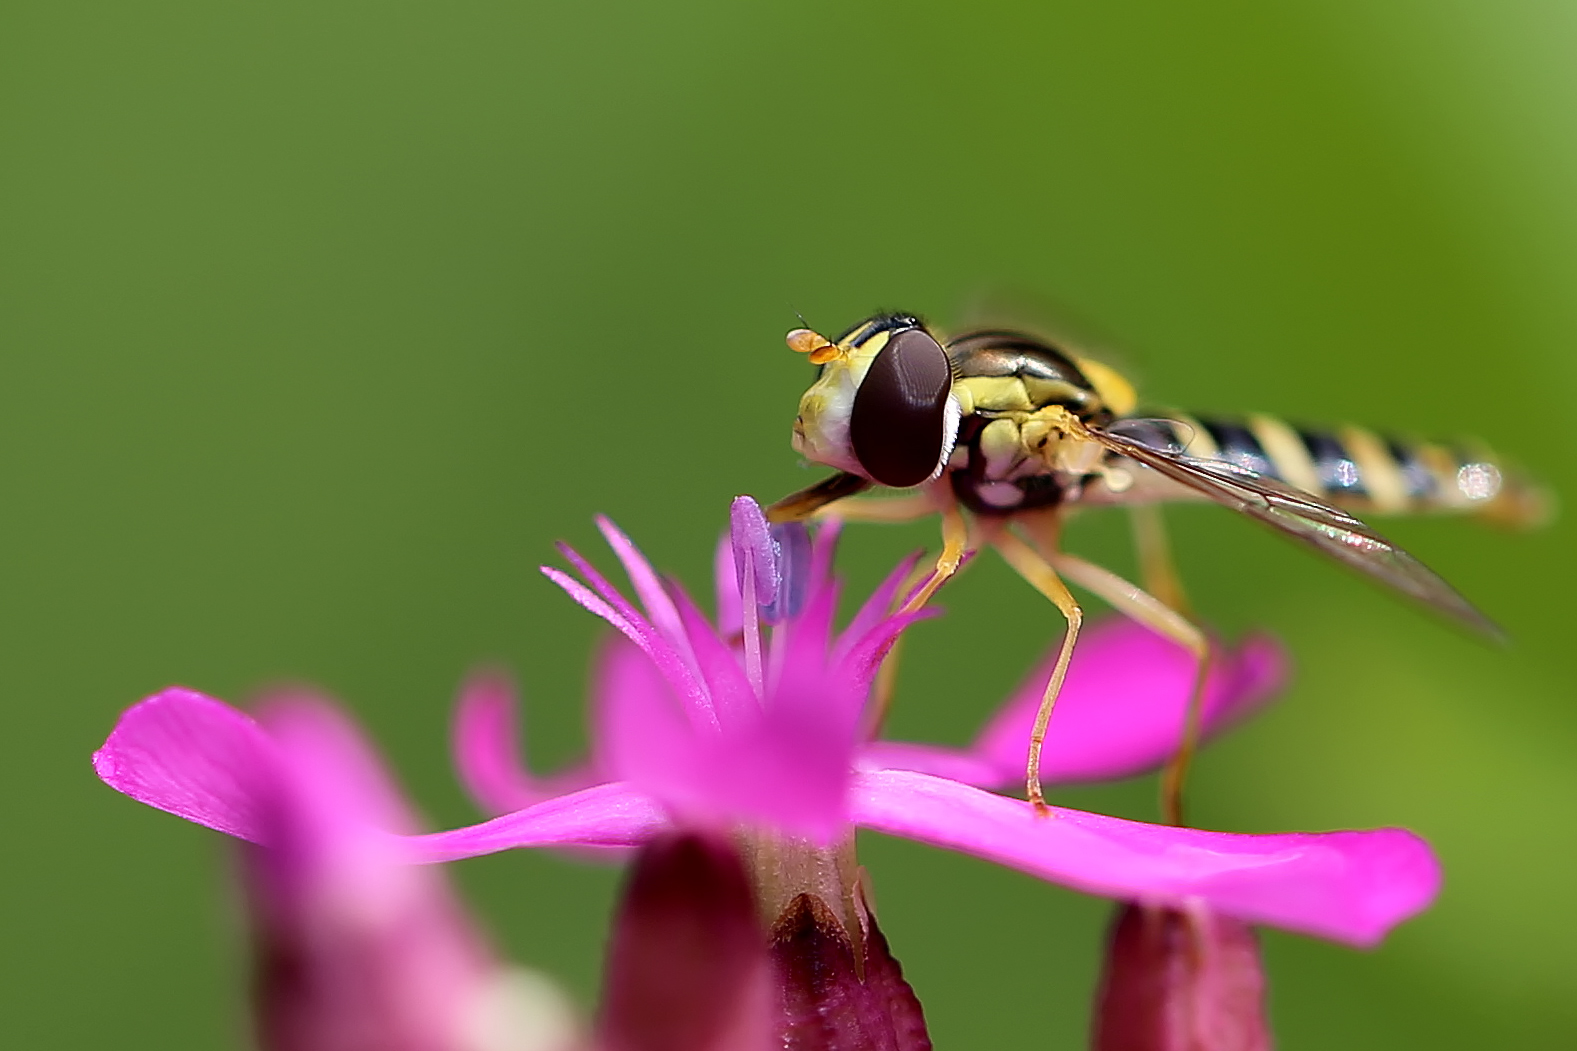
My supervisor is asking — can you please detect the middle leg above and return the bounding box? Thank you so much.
[1020,508,1210,826]
[987,522,1083,811]
[1040,549,1210,827]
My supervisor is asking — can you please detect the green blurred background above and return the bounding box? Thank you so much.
[5,1,1575,1046]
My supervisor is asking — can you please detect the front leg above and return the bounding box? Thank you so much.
[765,472,872,523]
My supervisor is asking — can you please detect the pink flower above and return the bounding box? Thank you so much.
[94,690,577,1051]
[94,498,1439,948]
[457,532,1287,812]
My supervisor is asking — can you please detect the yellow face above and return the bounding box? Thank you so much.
[787,329,890,477]
[785,315,963,489]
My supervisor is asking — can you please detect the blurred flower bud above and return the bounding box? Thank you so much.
[1093,902,1270,1051]
[770,888,932,1051]
[597,832,776,1051]
[748,833,932,1051]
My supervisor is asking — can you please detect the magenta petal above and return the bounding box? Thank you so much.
[93,688,279,843]
[596,635,711,801]
[833,551,921,664]
[543,564,713,726]
[258,694,422,835]
[967,620,1288,786]
[597,515,701,675]
[599,634,855,843]
[850,769,1440,946]
[403,782,670,862]
[713,533,744,636]
[856,740,1004,788]
[668,583,762,727]
[451,669,600,815]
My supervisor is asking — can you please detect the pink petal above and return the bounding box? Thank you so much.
[713,533,744,636]
[806,515,842,586]
[596,636,855,844]
[402,782,670,862]
[850,769,1439,947]
[93,688,279,843]
[597,515,702,678]
[450,668,601,815]
[856,740,1004,787]
[668,581,762,727]
[257,694,419,836]
[595,635,710,799]
[835,608,935,709]
[832,551,921,665]
[963,619,1288,787]
[543,564,715,730]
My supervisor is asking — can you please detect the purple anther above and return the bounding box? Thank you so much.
[762,522,812,624]
[730,496,780,611]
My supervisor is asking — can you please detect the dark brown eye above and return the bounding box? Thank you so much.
[850,327,954,488]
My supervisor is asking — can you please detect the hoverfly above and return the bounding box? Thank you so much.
[767,312,1547,818]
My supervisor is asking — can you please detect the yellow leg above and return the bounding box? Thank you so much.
[816,491,937,524]
[989,526,1082,811]
[1126,506,1207,826]
[898,490,971,614]
[1129,504,1191,615]
[1044,550,1210,827]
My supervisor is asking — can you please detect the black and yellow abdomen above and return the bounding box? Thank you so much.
[1147,412,1549,527]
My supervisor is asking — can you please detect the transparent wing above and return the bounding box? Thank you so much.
[1087,424,1501,638]
[1104,417,1196,455]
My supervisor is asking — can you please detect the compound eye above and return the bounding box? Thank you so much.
[850,327,954,488]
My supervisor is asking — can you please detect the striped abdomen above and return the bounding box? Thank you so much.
[1151,413,1548,527]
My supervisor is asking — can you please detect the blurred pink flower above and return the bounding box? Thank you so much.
[95,498,1439,948]
[94,690,575,1051]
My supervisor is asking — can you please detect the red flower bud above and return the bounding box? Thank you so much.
[1094,902,1271,1051]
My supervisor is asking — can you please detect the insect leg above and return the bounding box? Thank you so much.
[898,489,971,614]
[765,472,872,523]
[989,525,1083,812]
[815,491,937,524]
[1125,504,1209,826]
[1129,504,1191,615]
[1043,549,1210,827]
